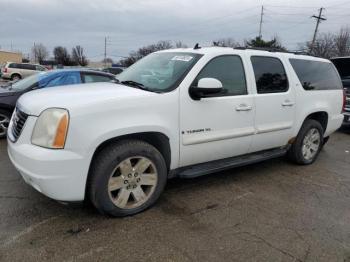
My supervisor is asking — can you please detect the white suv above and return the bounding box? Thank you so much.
[7,47,345,216]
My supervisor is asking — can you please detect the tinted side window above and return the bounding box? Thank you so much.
[251,56,289,94]
[9,63,18,68]
[290,59,342,90]
[36,65,45,71]
[194,55,247,96]
[20,64,35,70]
[83,74,113,83]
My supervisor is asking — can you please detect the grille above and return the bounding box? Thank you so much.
[11,108,28,142]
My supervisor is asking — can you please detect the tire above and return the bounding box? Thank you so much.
[11,74,21,81]
[0,109,11,139]
[88,139,167,217]
[323,136,329,146]
[287,119,324,165]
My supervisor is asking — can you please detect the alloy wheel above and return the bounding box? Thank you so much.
[0,113,10,137]
[302,128,321,161]
[108,156,158,209]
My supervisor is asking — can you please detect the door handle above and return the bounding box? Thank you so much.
[282,100,295,107]
[235,104,252,111]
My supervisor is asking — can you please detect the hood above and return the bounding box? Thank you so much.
[0,86,19,97]
[17,82,156,116]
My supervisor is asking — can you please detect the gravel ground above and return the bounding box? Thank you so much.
[0,129,350,262]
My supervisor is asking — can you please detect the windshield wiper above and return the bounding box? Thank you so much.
[120,80,152,92]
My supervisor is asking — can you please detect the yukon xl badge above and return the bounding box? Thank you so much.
[182,128,212,134]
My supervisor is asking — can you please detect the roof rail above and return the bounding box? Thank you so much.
[233,47,309,55]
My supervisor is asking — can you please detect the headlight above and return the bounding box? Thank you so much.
[31,108,69,149]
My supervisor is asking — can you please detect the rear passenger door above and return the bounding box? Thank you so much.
[249,56,296,152]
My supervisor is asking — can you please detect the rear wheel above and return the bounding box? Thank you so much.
[288,119,324,165]
[0,109,11,139]
[11,74,21,81]
[88,140,167,217]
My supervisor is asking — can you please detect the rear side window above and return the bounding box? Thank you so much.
[290,59,342,90]
[82,73,113,83]
[18,64,35,70]
[251,56,289,94]
[194,55,247,96]
[8,63,18,68]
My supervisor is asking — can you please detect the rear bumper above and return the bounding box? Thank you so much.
[1,73,11,79]
[343,112,350,126]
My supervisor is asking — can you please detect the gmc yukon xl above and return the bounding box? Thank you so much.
[7,47,345,216]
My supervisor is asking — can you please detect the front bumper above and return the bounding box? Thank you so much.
[7,116,89,201]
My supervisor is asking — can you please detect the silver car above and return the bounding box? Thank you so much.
[1,62,46,81]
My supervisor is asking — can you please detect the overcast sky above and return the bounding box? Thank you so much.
[0,0,349,62]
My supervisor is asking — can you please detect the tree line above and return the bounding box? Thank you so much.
[119,27,350,67]
[31,44,88,66]
[30,26,349,67]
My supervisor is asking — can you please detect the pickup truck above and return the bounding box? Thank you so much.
[331,57,350,125]
[7,47,345,216]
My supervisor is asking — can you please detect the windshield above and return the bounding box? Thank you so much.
[10,73,43,91]
[117,52,202,92]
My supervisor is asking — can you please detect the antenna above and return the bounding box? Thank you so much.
[194,43,201,50]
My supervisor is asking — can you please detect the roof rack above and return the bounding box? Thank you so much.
[233,47,308,55]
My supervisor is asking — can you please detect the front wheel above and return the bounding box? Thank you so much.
[287,119,324,165]
[88,140,167,217]
[0,109,11,139]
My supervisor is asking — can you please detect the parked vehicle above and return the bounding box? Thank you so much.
[102,67,124,75]
[8,47,344,217]
[331,57,350,126]
[1,62,47,81]
[0,69,115,138]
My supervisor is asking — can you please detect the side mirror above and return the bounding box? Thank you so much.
[190,78,223,100]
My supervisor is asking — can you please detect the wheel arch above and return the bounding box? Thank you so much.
[304,111,328,134]
[11,72,22,79]
[89,131,172,172]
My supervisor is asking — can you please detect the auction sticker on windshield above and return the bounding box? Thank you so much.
[171,55,193,62]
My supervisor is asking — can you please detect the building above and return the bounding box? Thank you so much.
[0,50,22,64]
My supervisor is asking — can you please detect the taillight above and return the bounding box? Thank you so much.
[3,68,7,73]
[342,88,347,113]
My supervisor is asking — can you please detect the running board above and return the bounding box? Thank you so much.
[172,147,288,179]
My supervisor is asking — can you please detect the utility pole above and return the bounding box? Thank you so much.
[33,42,36,63]
[104,36,107,68]
[311,7,326,51]
[258,5,264,38]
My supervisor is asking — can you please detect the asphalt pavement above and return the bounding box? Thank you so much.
[0,129,350,262]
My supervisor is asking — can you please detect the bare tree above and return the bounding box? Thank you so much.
[72,45,88,66]
[306,33,336,59]
[212,38,241,48]
[175,41,188,48]
[31,43,49,64]
[119,40,174,67]
[334,27,350,57]
[53,46,71,65]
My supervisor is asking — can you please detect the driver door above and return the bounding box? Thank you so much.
[179,54,255,167]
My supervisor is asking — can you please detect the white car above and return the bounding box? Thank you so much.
[7,47,345,216]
